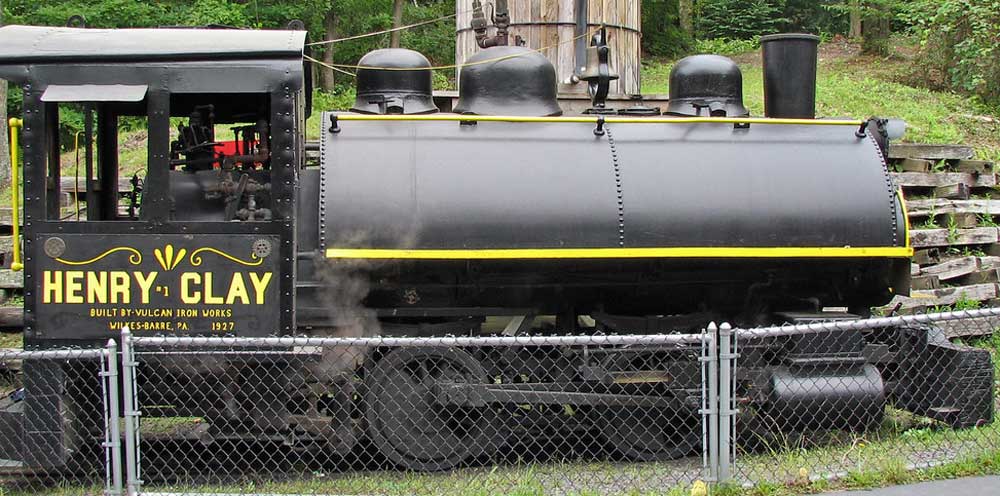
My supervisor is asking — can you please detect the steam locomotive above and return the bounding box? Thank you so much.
[0,23,991,472]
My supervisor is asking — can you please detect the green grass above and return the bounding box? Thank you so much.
[641,38,1000,162]
[137,461,694,496]
[0,332,22,348]
[738,412,1000,484]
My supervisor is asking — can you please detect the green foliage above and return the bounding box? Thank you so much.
[692,37,760,56]
[1,1,332,41]
[185,0,249,27]
[904,0,1000,106]
[695,0,787,40]
[399,1,457,70]
[684,1,851,44]
[641,0,691,57]
[783,0,847,36]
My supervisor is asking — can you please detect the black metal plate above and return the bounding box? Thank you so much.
[34,234,280,339]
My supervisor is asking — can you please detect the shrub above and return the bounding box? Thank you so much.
[905,0,1000,105]
[641,0,692,57]
[692,37,760,56]
[695,0,786,40]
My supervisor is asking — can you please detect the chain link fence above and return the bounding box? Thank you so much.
[730,309,999,489]
[122,333,710,495]
[0,343,122,496]
[0,307,994,495]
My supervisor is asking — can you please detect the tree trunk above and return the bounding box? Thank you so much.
[319,8,339,92]
[390,0,405,48]
[849,0,862,39]
[0,3,8,187]
[0,83,8,187]
[861,2,891,56]
[678,0,694,36]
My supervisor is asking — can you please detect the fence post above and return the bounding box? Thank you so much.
[103,339,124,496]
[705,322,720,484]
[120,327,140,496]
[718,322,736,483]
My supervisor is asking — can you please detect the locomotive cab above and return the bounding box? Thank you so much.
[0,26,305,347]
[0,25,306,469]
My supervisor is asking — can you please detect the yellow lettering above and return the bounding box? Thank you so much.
[110,271,130,304]
[87,272,108,304]
[249,272,273,305]
[133,272,158,305]
[181,273,201,304]
[203,272,223,305]
[225,273,250,305]
[65,271,84,304]
[43,271,62,304]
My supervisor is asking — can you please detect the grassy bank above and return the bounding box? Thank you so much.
[643,38,1000,162]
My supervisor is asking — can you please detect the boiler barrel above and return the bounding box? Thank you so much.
[318,114,905,254]
[455,0,641,96]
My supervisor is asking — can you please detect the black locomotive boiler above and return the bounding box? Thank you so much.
[0,25,992,472]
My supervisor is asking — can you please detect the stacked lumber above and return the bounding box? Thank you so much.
[884,144,1000,318]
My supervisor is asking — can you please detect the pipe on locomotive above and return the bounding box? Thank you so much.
[331,113,864,126]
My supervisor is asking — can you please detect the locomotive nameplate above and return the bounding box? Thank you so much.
[35,234,280,336]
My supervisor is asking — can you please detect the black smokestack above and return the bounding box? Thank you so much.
[761,33,820,119]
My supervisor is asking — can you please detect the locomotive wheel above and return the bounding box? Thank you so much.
[601,406,701,461]
[364,347,498,471]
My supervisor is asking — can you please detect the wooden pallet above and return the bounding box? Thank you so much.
[889,143,975,160]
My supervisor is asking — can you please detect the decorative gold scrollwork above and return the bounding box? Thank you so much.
[189,247,262,267]
[154,244,187,271]
[55,247,142,266]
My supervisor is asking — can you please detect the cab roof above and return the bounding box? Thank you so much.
[0,25,306,64]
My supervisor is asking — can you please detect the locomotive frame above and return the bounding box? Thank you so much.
[0,24,992,474]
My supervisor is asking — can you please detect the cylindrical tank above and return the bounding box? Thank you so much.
[455,0,641,96]
[320,118,901,252]
[313,115,909,314]
[761,33,820,118]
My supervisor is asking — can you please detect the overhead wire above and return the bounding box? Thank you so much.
[307,7,480,46]
[304,3,601,73]
[308,28,598,72]
[304,55,358,77]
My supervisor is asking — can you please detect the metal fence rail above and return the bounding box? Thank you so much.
[123,330,710,495]
[2,306,986,495]
[119,308,999,495]
[0,343,122,496]
[728,308,1000,489]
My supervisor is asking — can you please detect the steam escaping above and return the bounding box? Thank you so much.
[306,228,418,382]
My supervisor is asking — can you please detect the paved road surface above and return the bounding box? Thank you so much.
[819,475,1000,495]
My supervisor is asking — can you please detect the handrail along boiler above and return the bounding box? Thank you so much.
[0,24,991,471]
